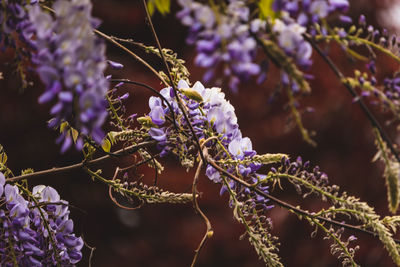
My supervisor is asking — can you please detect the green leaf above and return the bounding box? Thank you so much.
[60,122,68,133]
[102,139,112,153]
[148,0,170,16]
[259,0,277,19]
[147,0,155,16]
[70,128,79,143]
[0,144,7,164]
[156,0,170,15]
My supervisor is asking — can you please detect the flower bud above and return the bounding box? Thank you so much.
[180,88,203,102]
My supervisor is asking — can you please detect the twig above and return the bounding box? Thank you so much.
[6,141,155,183]
[82,237,96,267]
[190,158,213,267]
[95,29,167,86]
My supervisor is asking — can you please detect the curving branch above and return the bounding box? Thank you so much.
[6,141,155,183]
[304,34,400,164]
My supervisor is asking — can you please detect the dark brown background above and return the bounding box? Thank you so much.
[1,0,400,266]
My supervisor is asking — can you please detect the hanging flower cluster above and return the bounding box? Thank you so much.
[28,0,109,152]
[0,172,83,266]
[143,80,272,208]
[177,0,267,91]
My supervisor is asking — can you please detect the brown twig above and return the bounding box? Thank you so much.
[190,157,213,267]
[6,141,155,183]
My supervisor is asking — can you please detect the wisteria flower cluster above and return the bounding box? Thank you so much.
[28,0,109,152]
[144,80,271,205]
[0,172,83,266]
[177,0,266,91]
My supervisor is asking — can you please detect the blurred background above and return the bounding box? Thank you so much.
[1,0,400,266]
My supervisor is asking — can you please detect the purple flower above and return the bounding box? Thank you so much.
[310,1,329,19]
[273,18,312,68]
[149,106,166,126]
[149,127,167,142]
[206,165,221,183]
[107,60,124,69]
[329,0,349,12]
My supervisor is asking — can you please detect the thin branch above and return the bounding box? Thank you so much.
[82,237,96,267]
[190,158,213,267]
[6,141,155,183]
[94,29,168,86]
[205,153,400,244]
[304,34,400,164]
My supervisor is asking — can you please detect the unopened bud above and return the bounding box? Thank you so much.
[180,88,203,102]
[207,230,214,238]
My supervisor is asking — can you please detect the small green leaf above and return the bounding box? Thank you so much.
[102,139,112,153]
[0,153,7,164]
[148,0,170,16]
[147,0,155,16]
[155,0,170,15]
[70,128,79,143]
[60,122,68,133]
[0,147,7,164]
[259,0,277,20]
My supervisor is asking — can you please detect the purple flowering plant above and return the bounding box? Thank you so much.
[3,0,400,266]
